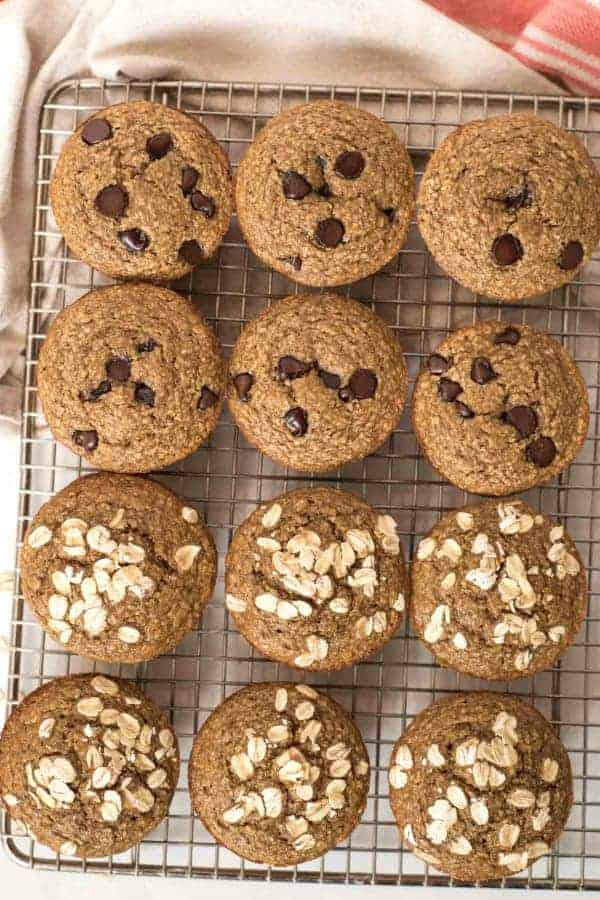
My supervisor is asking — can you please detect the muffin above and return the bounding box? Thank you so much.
[50,100,233,280]
[411,499,586,680]
[389,692,572,881]
[188,682,370,865]
[0,674,179,858]
[225,487,407,671]
[235,100,414,286]
[228,293,407,472]
[418,114,600,301]
[37,283,226,472]
[412,321,589,495]
[20,473,217,662]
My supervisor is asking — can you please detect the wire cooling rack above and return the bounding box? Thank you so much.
[3,78,600,890]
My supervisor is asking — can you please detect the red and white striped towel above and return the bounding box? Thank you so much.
[428,0,600,94]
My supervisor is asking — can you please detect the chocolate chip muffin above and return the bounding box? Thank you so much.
[0,674,179,858]
[228,293,407,472]
[412,321,589,495]
[37,283,226,472]
[188,682,370,866]
[225,487,407,671]
[50,100,233,280]
[389,692,572,882]
[21,473,217,662]
[411,499,586,681]
[235,101,414,286]
[418,114,600,301]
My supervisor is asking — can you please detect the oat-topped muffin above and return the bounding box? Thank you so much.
[0,674,179,858]
[225,487,407,671]
[236,101,414,286]
[50,101,233,280]
[411,499,586,680]
[389,692,572,881]
[418,114,600,301]
[21,473,216,662]
[189,682,370,865]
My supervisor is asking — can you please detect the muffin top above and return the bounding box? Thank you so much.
[21,473,217,662]
[236,100,414,286]
[37,283,226,472]
[50,100,233,280]
[226,487,407,671]
[228,293,407,472]
[412,320,589,495]
[418,114,600,301]
[0,674,179,858]
[188,682,370,866]
[389,692,572,882]
[411,499,586,680]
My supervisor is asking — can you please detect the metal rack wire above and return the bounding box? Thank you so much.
[3,77,600,889]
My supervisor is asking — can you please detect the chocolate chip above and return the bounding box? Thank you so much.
[334,150,365,179]
[95,184,128,219]
[190,191,215,218]
[277,356,312,380]
[282,171,311,200]
[438,378,462,402]
[106,356,131,382]
[491,233,523,267]
[233,372,254,401]
[349,368,377,400]
[284,406,308,437]
[73,429,98,451]
[80,380,111,402]
[493,327,520,346]
[558,240,583,271]
[318,183,332,198]
[526,436,556,467]
[504,405,538,437]
[137,338,157,353]
[455,401,474,418]
[82,118,112,145]
[427,354,451,375]
[147,132,173,160]
[383,207,395,222]
[504,185,531,211]
[318,368,341,389]
[281,255,302,271]
[181,166,199,195]
[179,240,203,265]
[314,218,344,249]
[471,357,497,385]
[134,383,155,406]
[118,229,149,252]
[198,386,218,410]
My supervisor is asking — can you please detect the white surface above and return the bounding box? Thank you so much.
[0,0,569,896]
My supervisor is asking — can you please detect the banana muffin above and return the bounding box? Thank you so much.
[418,114,600,301]
[188,682,370,865]
[236,100,414,286]
[21,473,217,662]
[225,487,407,671]
[411,499,586,680]
[389,692,572,881]
[0,674,179,858]
[37,283,226,472]
[412,320,589,495]
[228,293,407,472]
[50,100,233,280]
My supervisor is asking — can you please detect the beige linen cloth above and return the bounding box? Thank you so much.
[0,0,557,572]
